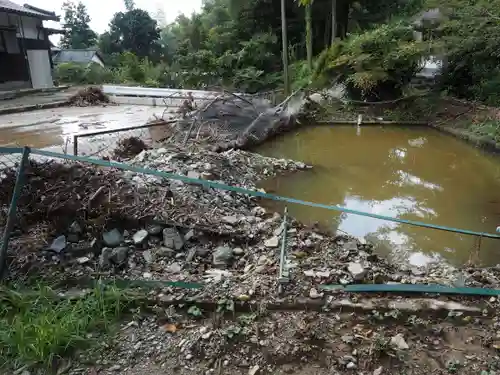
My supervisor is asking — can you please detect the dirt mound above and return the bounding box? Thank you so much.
[68,86,110,106]
[113,137,148,160]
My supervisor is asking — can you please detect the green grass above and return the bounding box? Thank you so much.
[0,284,131,371]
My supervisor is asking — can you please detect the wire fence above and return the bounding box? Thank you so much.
[1,146,499,288]
[73,120,178,158]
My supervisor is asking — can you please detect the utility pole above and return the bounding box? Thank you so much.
[281,0,290,95]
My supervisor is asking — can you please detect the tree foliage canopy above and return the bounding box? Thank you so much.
[59,1,97,49]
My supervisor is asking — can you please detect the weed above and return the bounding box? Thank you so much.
[187,305,203,317]
[0,284,130,371]
[370,333,391,359]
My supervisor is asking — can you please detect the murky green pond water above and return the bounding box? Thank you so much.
[257,126,500,267]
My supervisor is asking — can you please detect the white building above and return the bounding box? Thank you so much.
[0,0,60,90]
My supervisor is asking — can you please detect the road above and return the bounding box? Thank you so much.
[0,104,163,156]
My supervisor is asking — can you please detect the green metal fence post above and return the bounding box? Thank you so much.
[0,146,30,278]
[73,135,78,156]
[278,207,289,293]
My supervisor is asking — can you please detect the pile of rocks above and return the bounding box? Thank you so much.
[6,142,500,302]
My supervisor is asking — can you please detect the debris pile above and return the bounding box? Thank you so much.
[113,136,148,159]
[68,86,110,106]
[76,308,500,375]
[173,91,301,150]
[4,146,500,302]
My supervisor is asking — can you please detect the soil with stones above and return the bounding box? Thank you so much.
[3,143,500,375]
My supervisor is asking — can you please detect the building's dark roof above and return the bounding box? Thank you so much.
[52,49,104,65]
[0,0,59,21]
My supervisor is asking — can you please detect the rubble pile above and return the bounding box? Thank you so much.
[68,86,110,106]
[75,308,500,375]
[4,146,500,301]
[113,136,148,159]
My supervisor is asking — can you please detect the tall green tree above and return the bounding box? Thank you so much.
[124,0,135,11]
[108,9,160,59]
[297,0,313,69]
[59,1,97,49]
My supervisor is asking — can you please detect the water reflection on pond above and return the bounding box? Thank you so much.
[256,126,500,266]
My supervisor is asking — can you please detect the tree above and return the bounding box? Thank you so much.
[60,1,97,49]
[124,0,135,11]
[297,0,313,70]
[108,9,160,59]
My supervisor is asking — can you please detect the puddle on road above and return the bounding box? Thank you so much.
[0,105,162,154]
[257,126,500,267]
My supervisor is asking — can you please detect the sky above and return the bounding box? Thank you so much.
[15,0,202,35]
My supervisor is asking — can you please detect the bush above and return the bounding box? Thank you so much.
[54,62,86,84]
[313,22,430,101]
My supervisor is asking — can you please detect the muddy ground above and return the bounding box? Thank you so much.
[3,93,500,374]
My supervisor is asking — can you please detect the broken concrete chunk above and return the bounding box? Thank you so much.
[309,288,323,299]
[316,270,331,278]
[69,221,82,234]
[373,366,383,375]
[264,236,280,248]
[147,225,163,235]
[222,215,239,225]
[111,247,128,264]
[344,240,358,252]
[390,333,409,350]
[103,229,123,248]
[133,230,149,245]
[155,247,175,258]
[213,246,233,268]
[99,248,113,268]
[162,227,184,250]
[187,170,200,180]
[142,250,153,263]
[186,248,197,262]
[348,262,367,281]
[248,365,260,375]
[76,256,90,264]
[232,247,244,256]
[184,229,195,241]
[166,262,182,273]
[49,235,66,253]
[303,270,316,277]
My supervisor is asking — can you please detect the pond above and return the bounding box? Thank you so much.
[257,125,500,267]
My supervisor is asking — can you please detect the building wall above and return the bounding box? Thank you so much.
[0,11,53,89]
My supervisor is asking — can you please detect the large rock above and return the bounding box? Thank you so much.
[348,262,367,281]
[99,248,113,268]
[390,334,409,350]
[147,225,163,235]
[166,262,182,273]
[103,229,123,248]
[111,247,129,264]
[142,250,153,263]
[49,235,66,253]
[163,227,184,250]
[133,230,149,245]
[69,221,83,234]
[222,215,239,225]
[264,236,280,248]
[213,246,233,268]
